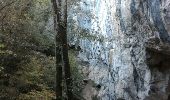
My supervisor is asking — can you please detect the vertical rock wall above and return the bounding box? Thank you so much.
[68,0,170,100]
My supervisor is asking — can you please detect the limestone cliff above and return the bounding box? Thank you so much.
[67,0,170,100]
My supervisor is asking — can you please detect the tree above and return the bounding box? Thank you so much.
[52,0,73,99]
[0,0,56,99]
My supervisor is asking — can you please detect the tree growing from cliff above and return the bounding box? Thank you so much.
[52,0,73,99]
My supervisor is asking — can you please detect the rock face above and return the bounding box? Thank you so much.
[67,0,170,100]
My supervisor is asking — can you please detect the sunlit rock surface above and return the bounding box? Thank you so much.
[67,0,170,100]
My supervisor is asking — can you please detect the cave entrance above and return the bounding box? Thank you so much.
[145,39,170,100]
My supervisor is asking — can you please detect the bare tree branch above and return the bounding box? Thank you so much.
[0,0,17,12]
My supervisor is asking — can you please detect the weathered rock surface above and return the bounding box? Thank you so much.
[67,0,170,100]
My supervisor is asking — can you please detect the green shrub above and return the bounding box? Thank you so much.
[69,50,85,98]
[18,89,55,100]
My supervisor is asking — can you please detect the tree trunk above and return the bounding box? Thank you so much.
[52,0,73,99]
[52,0,62,99]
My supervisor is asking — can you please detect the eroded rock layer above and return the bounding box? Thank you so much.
[68,0,170,100]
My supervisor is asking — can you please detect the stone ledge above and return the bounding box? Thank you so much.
[145,38,170,56]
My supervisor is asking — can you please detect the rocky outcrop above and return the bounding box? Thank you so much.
[67,0,170,100]
[144,39,170,100]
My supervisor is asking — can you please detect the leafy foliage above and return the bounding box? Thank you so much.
[0,0,55,99]
[18,89,55,100]
[0,0,86,99]
[69,50,85,98]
